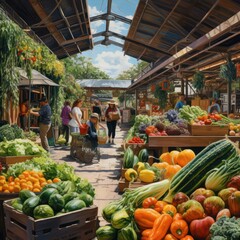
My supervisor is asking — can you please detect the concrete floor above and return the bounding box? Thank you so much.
[50,124,126,227]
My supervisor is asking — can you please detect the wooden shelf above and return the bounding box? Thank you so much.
[148,136,240,148]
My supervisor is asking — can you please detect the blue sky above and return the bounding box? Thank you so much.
[81,0,139,78]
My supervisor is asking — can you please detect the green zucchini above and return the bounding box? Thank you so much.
[123,147,134,168]
[163,139,238,203]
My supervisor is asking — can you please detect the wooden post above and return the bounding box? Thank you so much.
[181,79,184,94]
[124,93,126,109]
[135,90,138,116]
[185,78,188,98]
[227,80,232,114]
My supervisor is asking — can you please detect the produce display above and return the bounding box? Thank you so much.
[0,157,95,196]
[0,139,47,156]
[97,138,240,240]
[10,179,94,219]
[0,124,24,142]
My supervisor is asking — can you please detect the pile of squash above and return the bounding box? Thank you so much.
[124,149,196,184]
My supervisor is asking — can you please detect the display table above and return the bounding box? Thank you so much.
[148,136,240,152]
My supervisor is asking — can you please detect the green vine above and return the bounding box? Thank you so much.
[0,9,23,106]
[154,85,168,109]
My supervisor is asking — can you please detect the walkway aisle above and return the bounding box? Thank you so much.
[50,125,126,226]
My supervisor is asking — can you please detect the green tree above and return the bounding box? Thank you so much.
[62,55,110,79]
[116,61,148,80]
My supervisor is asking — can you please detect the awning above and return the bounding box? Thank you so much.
[77,79,132,90]
[18,69,59,87]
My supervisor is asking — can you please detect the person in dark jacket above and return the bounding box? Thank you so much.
[92,101,101,120]
[30,96,52,152]
[86,113,100,151]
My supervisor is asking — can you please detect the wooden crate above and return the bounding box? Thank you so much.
[188,124,229,136]
[0,193,19,240]
[191,99,200,106]
[118,177,149,193]
[122,141,148,156]
[0,155,36,168]
[4,200,98,240]
[199,99,210,111]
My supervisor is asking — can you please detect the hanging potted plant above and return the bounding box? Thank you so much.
[154,85,168,110]
[192,71,205,95]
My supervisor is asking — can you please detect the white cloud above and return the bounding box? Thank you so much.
[109,21,128,34]
[126,15,133,20]
[89,5,104,34]
[94,50,133,78]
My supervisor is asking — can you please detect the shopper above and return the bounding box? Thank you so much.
[60,100,71,145]
[30,96,51,152]
[208,98,221,114]
[175,94,186,111]
[92,100,101,120]
[68,99,83,133]
[19,99,29,130]
[86,113,100,150]
[105,100,120,144]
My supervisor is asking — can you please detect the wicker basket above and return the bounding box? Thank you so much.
[98,136,107,144]
[75,148,95,163]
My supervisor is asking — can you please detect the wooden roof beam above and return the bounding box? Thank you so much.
[129,11,240,90]
[28,0,65,45]
[169,0,220,52]
[137,0,182,60]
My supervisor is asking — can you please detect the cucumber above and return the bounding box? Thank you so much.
[163,139,238,203]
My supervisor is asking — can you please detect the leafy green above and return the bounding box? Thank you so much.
[75,178,95,197]
[210,217,240,239]
[0,139,47,156]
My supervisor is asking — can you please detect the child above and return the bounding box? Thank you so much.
[86,113,100,150]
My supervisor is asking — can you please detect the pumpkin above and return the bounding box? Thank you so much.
[170,150,180,164]
[152,162,169,170]
[176,149,195,167]
[164,164,181,180]
[159,152,174,165]
[164,234,178,240]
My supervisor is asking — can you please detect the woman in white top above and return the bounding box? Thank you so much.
[68,99,83,133]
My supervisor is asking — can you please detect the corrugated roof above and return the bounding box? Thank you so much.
[18,69,59,87]
[1,0,92,59]
[77,79,132,89]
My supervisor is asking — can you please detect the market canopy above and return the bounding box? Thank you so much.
[18,69,59,87]
[77,79,132,90]
[0,0,92,59]
[124,0,240,91]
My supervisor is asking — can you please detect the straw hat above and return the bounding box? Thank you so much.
[107,100,117,105]
[90,113,99,120]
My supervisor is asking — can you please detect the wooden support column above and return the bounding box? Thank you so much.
[185,78,188,98]
[181,79,184,95]
[123,93,126,109]
[135,90,138,116]
[227,80,232,114]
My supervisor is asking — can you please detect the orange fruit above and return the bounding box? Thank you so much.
[21,183,28,189]
[33,183,41,189]
[41,182,47,187]
[32,188,41,192]
[8,176,14,182]
[9,182,15,186]
[0,186,3,192]
[14,177,20,182]
[13,185,21,193]
[0,179,6,186]
[8,186,14,193]
[39,177,47,183]
[26,181,33,186]
[18,174,25,179]
[22,171,30,178]
[2,184,9,191]
[0,176,6,180]
[3,190,10,193]
[52,178,61,183]
[47,180,52,184]
[37,172,43,177]
[20,179,27,183]
[32,173,39,179]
